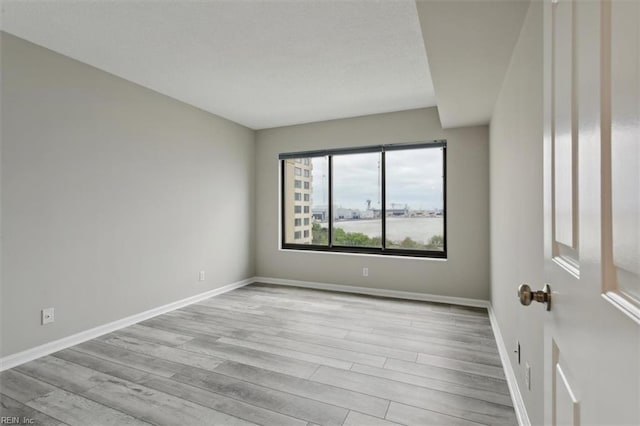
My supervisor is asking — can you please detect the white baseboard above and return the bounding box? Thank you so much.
[487,305,531,426]
[0,277,254,372]
[254,276,490,308]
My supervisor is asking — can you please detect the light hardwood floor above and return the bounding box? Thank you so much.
[0,283,516,425]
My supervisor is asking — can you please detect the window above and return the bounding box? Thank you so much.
[295,167,302,176]
[385,148,445,251]
[333,152,381,248]
[282,156,328,245]
[280,141,446,258]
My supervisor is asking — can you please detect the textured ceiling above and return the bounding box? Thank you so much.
[1,0,436,130]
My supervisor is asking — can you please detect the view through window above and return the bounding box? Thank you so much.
[281,142,446,257]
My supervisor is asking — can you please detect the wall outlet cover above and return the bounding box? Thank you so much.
[41,308,55,325]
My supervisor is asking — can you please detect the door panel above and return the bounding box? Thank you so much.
[555,363,580,426]
[544,0,640,425]
[609,0,640,309]
[552,0,577,253]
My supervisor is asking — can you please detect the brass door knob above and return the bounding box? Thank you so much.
[518,284,552,311]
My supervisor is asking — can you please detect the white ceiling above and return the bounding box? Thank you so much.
[0,0,436,130]
[415,0,530,129]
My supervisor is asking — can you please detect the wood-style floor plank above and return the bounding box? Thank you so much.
[310,365,517,426]
[52,349,152,384]
[383,358,511,396]
[71,340,190,378]
[113,324,195,347]
[371,322,498,347]
[416,352,507,380]
[0,283,515,426]
[97,334,225,372]
[83,379,256,426]
[177,306,354,339]
[0,370,58,403]
[215,337,354,370]
[27,389,152,426]
[347,326,500,355]
[140,375,307,426]
[0,394,67,426]
[346,331,502,366]
[15,356,113,394]
[385,401,484,426]
[222,332,387,368]
[173,366,349,426]
[342,411,401,426]
[214,361,390,418]
[350,364,513,407]
[276,330,418,362]
[180,336,320,379]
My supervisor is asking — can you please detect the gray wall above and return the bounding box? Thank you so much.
[0,33,256,357]
[255,108,490,300]
[489,2,544,424]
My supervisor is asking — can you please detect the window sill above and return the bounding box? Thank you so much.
[279,245,448,261]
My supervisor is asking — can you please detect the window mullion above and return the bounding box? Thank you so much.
[328,155,333,248]
[381,151,386,250]
[281,161,286,247]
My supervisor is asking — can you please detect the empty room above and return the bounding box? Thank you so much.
[0,0,638,425]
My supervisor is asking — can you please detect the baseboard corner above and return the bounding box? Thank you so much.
[487,304,532,426]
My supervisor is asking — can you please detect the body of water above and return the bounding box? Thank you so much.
[322,217,443,244]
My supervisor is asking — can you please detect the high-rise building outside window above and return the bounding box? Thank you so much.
[282,157,323,244]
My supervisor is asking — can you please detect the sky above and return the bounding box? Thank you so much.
[310,147,444,211]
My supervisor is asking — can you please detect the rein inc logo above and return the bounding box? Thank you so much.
[0,418,34,425]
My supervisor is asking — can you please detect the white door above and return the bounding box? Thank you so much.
[541,0,640,424]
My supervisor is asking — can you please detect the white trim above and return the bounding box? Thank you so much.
[0,277,254,372]
[487,305,531,426]
[602,291,640,326]
[254,276,489,308]
[278,247,448,262]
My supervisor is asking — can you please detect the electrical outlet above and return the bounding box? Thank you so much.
[362,267,369,277]
[525,362,531,390]
[199,271,205,281]
[41,308,55,325]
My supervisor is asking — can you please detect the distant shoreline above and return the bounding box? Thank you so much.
[317,217,444,245]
